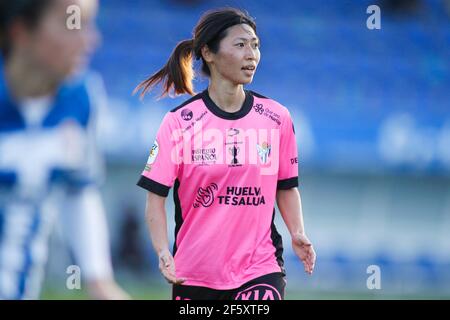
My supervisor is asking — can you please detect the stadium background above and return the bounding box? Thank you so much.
[42,0,450,299]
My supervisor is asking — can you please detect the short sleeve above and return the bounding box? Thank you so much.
[277,110,299,190]
[137,113,181,197]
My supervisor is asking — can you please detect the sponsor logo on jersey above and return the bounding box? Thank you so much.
[181,110,207,132]
[193,184,266,208]
[253,103,264,115]
[253,104,281,126]
[227,128,240,136]
[193,183,218,208]
[235,284,282,300]
[181,108,193,121]
[217,186,266,206]
[191,148,217,164]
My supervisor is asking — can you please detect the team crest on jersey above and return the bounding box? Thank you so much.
[145,141,159,171]
[256,142,271,164]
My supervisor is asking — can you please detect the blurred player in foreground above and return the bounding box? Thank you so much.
[0,0,129,299]
[136,8,316,300]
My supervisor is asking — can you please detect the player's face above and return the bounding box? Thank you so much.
[25,0,99,80]
[209,23,260,85]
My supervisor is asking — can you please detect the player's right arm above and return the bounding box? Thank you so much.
[145,191,185,285]
[138,111,184,284]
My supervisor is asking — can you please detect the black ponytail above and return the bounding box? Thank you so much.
[134,7,257,99]
[134,39,195,98]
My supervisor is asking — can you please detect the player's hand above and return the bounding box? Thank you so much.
[158,249,185,285]
[292,233,316,275]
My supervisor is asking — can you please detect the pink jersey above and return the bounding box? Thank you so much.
[138,89,299,289]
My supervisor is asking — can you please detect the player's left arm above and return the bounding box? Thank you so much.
[275,106,316,274]
[276,188,316,274]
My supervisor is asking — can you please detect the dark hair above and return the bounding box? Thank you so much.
[134,7,257,98]
[0,0,54,59]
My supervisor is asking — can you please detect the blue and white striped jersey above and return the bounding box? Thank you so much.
[0,60,111,299]
[0,67,104,200]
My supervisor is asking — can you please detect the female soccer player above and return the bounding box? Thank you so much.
[136,8,316,300]
[0,0,128,299]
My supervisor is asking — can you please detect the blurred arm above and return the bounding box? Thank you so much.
[60,186,130,299]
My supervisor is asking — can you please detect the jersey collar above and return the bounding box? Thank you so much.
[201,89,254,120]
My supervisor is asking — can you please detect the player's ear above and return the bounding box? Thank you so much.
[201,45,214,63]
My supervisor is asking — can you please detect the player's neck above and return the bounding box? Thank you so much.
[4,54,58,100]
[207,81,245,113]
